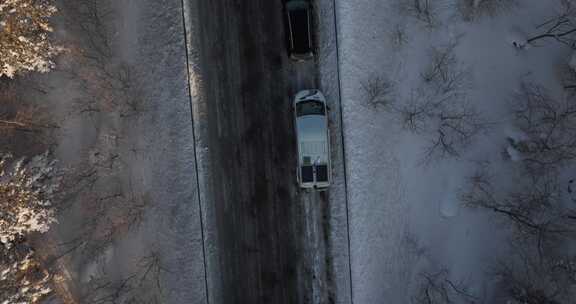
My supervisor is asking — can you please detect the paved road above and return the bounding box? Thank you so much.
[184,0,333,303]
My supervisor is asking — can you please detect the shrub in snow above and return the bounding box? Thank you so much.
[0,246,52,304]
[0,0,64,78]
[389,24,409,49]
[0,153,58,247]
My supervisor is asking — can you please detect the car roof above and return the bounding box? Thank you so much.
[296,115,329,166]
[296,115,326,140]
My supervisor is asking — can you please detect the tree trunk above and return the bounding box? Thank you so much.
[0,119,41,133]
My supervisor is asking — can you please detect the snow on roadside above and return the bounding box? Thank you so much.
[315,0,353,303]
[119,1,208,302]
[28,0,208,303]
[334,0,570,302]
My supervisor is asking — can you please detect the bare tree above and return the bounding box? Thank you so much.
[423,101,485,161]
[0,83,57,155]
[395,89,441,132]
[463,167,576,301]
[50,129,146,262]
[361,75,395,108]
[520,0,576,48]
[78,250,166,304]
[55,186,149,263]
[421,40,469,96]
[511,81,576,172]
[62,0,146,118]
[135,250,168,298]
[492,243,576,304]
[80,273,136,304]
[399,0,440,28]
[412,268,479,304]
[392,39,483,162]
[463,165,576,256]
[395,89,485,162]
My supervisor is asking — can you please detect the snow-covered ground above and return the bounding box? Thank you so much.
[334,0,572,302]
[23,0,207,303]
[315,0,353,303]
[12,0,576,302]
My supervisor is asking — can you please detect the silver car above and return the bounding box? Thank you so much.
[294,89,331,189]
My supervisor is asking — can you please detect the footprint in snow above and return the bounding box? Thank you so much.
[439,178,459,218]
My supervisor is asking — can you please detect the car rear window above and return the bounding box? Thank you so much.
[316,164,328,182]
[301,165,314,183]
[297,100,325,116]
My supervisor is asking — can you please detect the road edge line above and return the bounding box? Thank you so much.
[329,0,355,303]
[179,1,211,303]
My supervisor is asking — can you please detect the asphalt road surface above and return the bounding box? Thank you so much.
[185,0,334,303]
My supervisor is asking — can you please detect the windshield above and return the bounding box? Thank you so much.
[297,100,325,116]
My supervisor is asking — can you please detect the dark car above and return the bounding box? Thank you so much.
[285,0,314,61]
